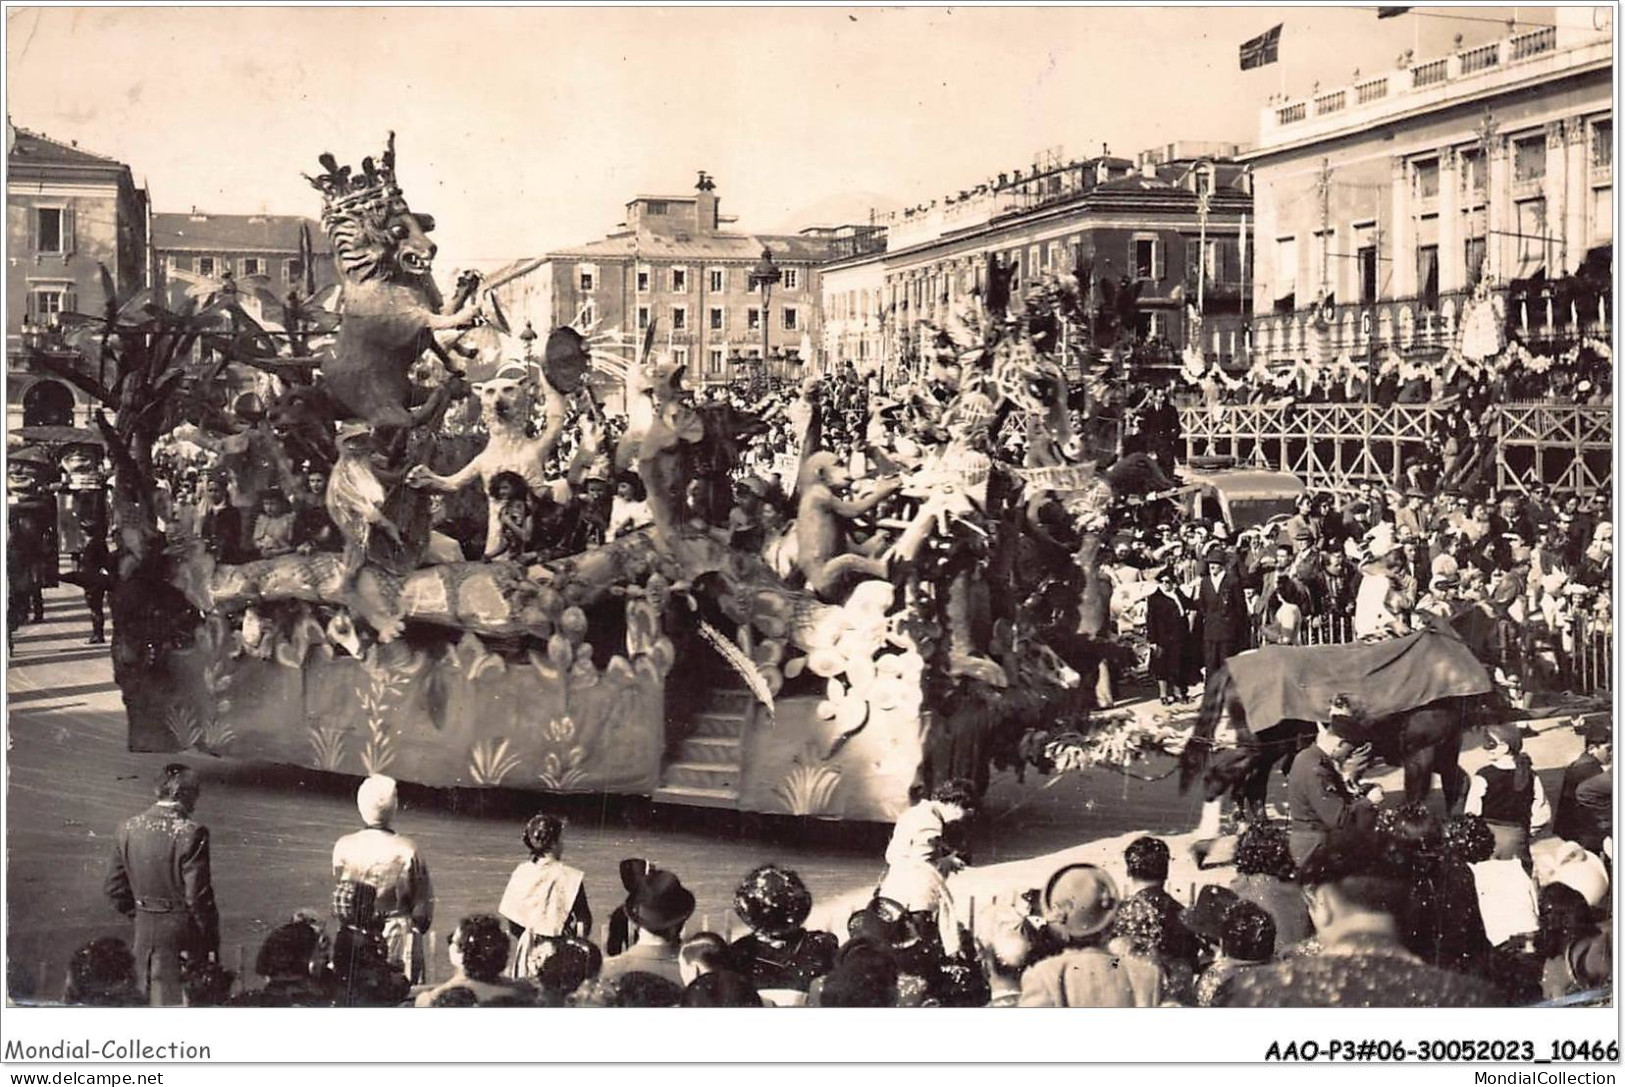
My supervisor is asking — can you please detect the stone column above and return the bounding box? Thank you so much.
[1389,156,1412,298]
[1545,120,1568,274]
[1565,117,1590,273]
[1486,134,1510,283]
[1439,145,1462,293]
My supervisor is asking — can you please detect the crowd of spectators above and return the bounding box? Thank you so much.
[49,759,1612,1009]
[1099,477,1612,704]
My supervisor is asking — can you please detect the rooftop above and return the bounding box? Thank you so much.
[151,212,331,254]
[1251,21,1612,157]
[548,229,837,264]
[8,126,129,173]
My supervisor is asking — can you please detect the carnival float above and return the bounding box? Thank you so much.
[50,136,1180,822]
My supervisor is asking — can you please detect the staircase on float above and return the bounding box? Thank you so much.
[651,687,755,808]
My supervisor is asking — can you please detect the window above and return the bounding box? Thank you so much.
[672,305,688,331]
[708,348,725,374]
[1464,236,1488,288]
[782,306,799,331]
[1513,137,1546,183]
[581,302,596,326]
[672,267,688,292]
[1274,236,1297,311]
[709,306,725,331]
[1515,198,1548,276]
[30,288,66,326]
[645,201,668,216]
[285,258,303,283]
[1416,245,1439,308]
[1028,246,1040,275]
[1354,222,1378,304]
[1461,149,1487,196]
[747,307,762,331]
[1592,187,1613,245]
[709,268,726,292]
[1414,159,1440,200]
[578,266,596,292]
[219,259,234,277]
[782,268,799,290]
[1135,311,1168,340]
[636,267,651,293]
[671,346,688,369]
[171,255,192,273]
[241,258,261,277]
[1592,120,1613,172]
[1132,236,1161,280]
[636,305,651,331]
[34,207,65,254]
[199,256,217,276]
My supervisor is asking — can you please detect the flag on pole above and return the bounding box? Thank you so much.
[1376,7,1412,17]
[1239,24,1282,70]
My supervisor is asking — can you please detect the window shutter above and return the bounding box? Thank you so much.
[25,290,37,323]
[63,205,76,257]
[1153,239,1165,282]
[63,287,78,317]
[28,208,38,254]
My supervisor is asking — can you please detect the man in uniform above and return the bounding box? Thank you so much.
[1286,697,1382,865]
[104,764,220,1005]
[332,775,435,983]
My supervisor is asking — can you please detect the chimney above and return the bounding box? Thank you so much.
[695,170,719,233]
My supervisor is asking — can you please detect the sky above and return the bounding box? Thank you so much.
[5,4,1587,279]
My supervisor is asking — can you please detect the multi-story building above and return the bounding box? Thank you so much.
[487,173,837,387]
[151,210,336,307]
[847,144,1254,383]
[817,225,889,374]
[7,125,153,431]
[1246,13,1612,364]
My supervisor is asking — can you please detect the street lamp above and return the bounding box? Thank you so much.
[749,246,781,386]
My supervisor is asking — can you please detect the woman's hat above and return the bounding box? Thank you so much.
[733,864,813,937]
[622,864,695,931]
[846,897,915,946]
[1179,884,1241,945]
[1041,864,1119,941]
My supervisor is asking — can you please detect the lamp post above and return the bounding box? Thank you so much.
[749,246,781,387]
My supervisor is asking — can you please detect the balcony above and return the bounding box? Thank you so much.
[1250,289,1474,363]
[1257,23,1609,150]
[1251,282,1611,365]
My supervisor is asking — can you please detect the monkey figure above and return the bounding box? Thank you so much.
[794,451,900,603]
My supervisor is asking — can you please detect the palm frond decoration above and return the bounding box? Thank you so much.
[771,743,843,817]
[308,721,350,772]
[698,620,775,720]
[469,737,523,786]
[164,705,206,751]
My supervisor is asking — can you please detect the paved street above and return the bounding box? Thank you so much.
[6,587,1211,995]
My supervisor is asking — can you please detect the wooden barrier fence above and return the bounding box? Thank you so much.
[1179,402,1612,496]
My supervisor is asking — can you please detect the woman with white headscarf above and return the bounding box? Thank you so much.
[332,775,435,983]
